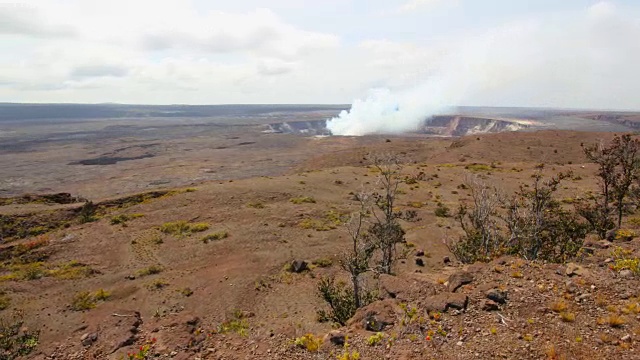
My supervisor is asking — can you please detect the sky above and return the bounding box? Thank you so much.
[1,0,639,109]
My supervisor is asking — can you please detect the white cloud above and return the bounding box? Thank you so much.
[256,58,297,76]
[0,5,74,37]
[397,0,458,14]
[0,0,638,110]
[137,8,339,58]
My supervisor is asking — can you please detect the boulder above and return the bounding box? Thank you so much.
[486,289,508,304]
[424,293,469,313]
[321,330,346,351]
[619,270,634,279]
[415,258,425,267]
[448,271,474,292]
[81,332,98,347]
[290,260,308,273]
[565,280,578,294]
[481,299,500,311]
[379,274,411,300]
[565,263,588,277]
[326,330,346,346]
[347,299,399,331]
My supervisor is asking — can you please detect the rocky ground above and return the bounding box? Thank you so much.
[1,130,639,359]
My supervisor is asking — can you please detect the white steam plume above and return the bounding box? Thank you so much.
[327,1,640,136]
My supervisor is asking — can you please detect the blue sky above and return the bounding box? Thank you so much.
[0,0,639,109]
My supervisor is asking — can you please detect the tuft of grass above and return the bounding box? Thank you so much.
[147,279,169,290]
[434,203,450,218]
[367,332,385,346]
[110,213,144,226]
[311,258,333,268]
[560,312,575,323]
[218,312,249,337]
[299,218,335,231]
[189,223,210,232]
[247,202,265,209]
[622,301,640,315]
[136,265,163,277]
[0,292,10,310]
[607,314,626,328]
[201,231,229,243]
[180,287,194,297]
[294,333,322,352]
[160,221,191,236]
[465,163,493,172]
[615,229,636,241]
[93,289,111,301]
[628,217,640,228]
[290,196,316,204]
[16,263,45,281]
[48,261,94,280]
[611,246,640,275]
[71,291,96,311]
[550,300,568,313]
[160,221,210,237]
[408,202,424,209]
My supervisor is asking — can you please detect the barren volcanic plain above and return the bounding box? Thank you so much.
[3,104,640,359]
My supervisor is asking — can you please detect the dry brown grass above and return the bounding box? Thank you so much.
[607,314,626,328]
[559,312,575,323]
[550,300,568,313]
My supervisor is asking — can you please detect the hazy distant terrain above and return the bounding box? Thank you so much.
[0,103,638,197]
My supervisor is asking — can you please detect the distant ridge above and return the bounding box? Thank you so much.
[0,103,349,121]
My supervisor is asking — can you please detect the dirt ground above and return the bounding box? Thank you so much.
[2,130,640,359]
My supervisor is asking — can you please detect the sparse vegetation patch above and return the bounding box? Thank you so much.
[290,196,316,204]
[160,221,210,237]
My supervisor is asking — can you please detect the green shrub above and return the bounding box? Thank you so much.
[0,311,40,358]
[434,203,450,218]
[316,276,375,326]
[78,201,97,223]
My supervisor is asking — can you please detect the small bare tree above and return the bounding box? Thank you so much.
[611,134,640,227]
[581,134,640,236]
[450,168,588,263]
[368,153,416,275]
[448,175,504,263]
[340,191,375,308]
